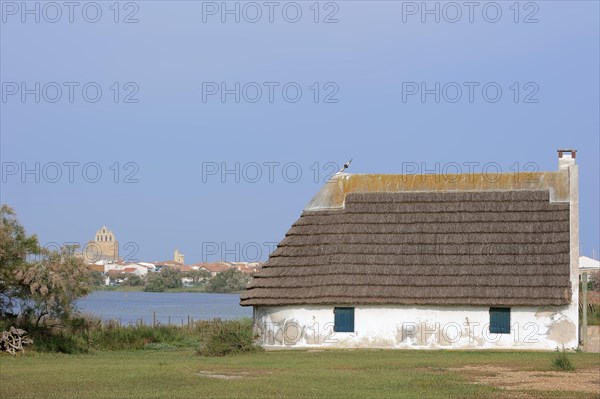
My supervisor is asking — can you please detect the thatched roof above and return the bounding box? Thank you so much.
[241,188,572,307]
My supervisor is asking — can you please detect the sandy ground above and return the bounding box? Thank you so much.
[452,365,600,396]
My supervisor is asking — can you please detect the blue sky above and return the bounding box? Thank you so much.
[1,1,598,263]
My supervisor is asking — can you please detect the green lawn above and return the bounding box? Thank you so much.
[1,349,599,399]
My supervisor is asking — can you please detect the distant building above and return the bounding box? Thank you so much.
[579,256,599,274]
[188,262,262,276]
[137,262,157,271]
[156,260,183,269]
[89,263,105,273]
[191,262,231,276]
[84,226,119,263]
[174,249,185,265]
[229,262,263,275]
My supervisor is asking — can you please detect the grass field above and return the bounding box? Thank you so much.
[1,349,599,399]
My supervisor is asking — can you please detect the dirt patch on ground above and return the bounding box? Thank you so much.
[197,370,246,380]
[197,369,272,380]
[452,365,600,396]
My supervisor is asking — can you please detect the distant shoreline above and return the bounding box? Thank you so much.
[89,286,244,294]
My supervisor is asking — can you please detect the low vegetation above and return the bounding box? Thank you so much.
[586,271,599,291]
[1,314,256,354]
[582,271,600,325]
[582,304,600,325]
[552,346,575,371]
[197,318,262,356]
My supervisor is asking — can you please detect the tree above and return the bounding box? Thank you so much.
[89,271,106,286]
[0,205,40,317]
[0,205,90,325]
[144,272,166,292]
[123,274,144,287]
[206,269,251,293]
[160,267,183,289]
[16,246,91,326]
[143,268,183,292]
[184,269,211,285]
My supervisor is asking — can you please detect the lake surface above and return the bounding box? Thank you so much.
[76,291,252,324]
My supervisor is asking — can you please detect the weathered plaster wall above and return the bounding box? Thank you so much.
[254,305,578,350]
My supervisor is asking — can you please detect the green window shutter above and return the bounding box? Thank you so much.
[489,307,511,334]
[334,307,355,332]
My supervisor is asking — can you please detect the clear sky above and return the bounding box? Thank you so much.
[1,1,598,264]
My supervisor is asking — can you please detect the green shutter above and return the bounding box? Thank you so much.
[489,307,511,334]
[334,307,355,332]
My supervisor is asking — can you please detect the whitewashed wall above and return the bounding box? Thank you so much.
[254,305,578,350]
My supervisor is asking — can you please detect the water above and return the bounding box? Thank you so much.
[75,291,252,324]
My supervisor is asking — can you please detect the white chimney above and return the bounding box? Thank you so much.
[558,149,576,170]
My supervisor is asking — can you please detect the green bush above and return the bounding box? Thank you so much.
[197,319,262,357]
[552,346,575,371]
[31,332,89,354]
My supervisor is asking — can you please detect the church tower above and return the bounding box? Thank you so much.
[174,248,185,264]
[84,226,119,263]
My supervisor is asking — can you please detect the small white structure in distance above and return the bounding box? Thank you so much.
[579,256,599,274]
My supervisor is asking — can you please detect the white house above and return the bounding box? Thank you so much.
[124,264,150,276]
[579,256,599,274]
[138,262,157,272]
[241,150,580,350]
[105,263,150,276]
